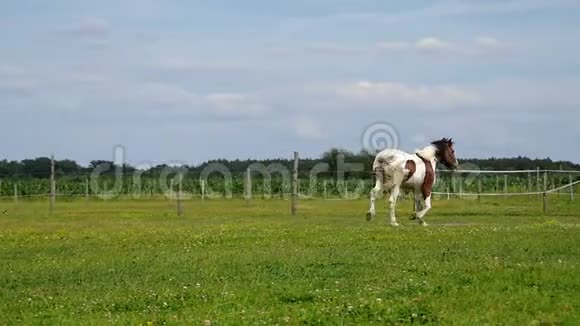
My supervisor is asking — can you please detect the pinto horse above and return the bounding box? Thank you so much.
[366,138,459,226]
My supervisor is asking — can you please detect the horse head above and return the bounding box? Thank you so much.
[432,138,459,170]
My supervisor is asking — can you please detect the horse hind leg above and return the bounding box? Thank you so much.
[388,185,401,226]
[366,180,383,221]
[385,168,405,226]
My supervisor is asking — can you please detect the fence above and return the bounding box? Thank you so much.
[1,154,579,216]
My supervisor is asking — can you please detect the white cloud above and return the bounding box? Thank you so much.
[136,83,197,107]
[274,36,503,57]
[415,37,454,52]
[335,81,481,109]
[281,0,580,28]
[375,36,508,55]
[131,83,268,118]
[475,36,507,50]
[205,93,267,116]
[295,117,324,140]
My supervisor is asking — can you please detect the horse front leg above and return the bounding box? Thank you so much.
[388,185,401,226]
[409,190,423,220]
[415,195,432,226]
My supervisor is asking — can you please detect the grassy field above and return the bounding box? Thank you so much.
[0,197,579,325]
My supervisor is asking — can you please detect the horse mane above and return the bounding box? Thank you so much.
[415,145,437,160]
[415,138,453,160]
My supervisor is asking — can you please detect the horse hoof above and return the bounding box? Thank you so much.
[390,222,400,227]
[366,212,374,221]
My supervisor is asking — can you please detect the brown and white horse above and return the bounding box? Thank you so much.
[366,138,459,226]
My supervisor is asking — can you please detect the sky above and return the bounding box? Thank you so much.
[1,0,580,166]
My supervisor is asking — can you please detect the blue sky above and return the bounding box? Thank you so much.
[1,0,580,166]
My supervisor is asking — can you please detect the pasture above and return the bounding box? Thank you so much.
[1,197,579,325]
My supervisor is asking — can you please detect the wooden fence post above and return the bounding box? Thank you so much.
[292,151,299,216]
[542,192,547,214]
[323,180,327,199]
[542,172,548,214]
[177,174,183,216]
[477,176,482,203]
[527,172,532,200]
[558,167,563,198]
[50,155,55,214]
[201,179,205,201]
[458,174,463,199]
[503,174,508,199]
[536,167,541,199]
[85,178,90,202]
[570,174,574,201]
[245,167,252,204]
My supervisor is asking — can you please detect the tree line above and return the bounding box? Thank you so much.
[1,148,579,179]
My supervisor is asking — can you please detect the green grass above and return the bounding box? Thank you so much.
[0,197,579,325]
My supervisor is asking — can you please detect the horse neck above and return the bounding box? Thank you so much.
[430,158,437,170]
[415,145,437,161]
